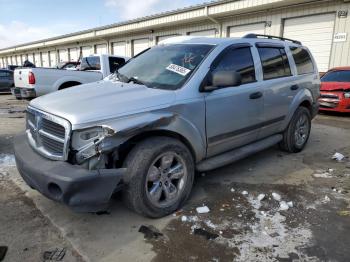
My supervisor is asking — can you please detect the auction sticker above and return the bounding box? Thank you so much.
[166,64,191,76]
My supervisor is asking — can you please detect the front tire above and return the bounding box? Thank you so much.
[279,107,311,153]
[122,137,194,218]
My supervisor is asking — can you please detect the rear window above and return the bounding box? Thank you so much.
[321,70,350,82]
[290,47,314,75]
[258,47,291,80]
[80,56,101,71]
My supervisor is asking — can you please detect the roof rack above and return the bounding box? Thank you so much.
[243,34,302,45]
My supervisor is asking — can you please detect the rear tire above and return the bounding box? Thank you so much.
[122,137,194,218]
[279,107,311,153]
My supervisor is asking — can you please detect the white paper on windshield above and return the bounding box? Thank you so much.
[166,64,191,76]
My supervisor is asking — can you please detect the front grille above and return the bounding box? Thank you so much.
[42,118,65,139]
[26,107,70,161]
[320,94,339,99]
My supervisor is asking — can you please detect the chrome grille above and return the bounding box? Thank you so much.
[26,106,71,161]
[42,118,65,139]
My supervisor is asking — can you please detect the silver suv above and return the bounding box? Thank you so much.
[14,35,320,217]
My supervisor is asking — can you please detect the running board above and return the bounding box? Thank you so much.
[196,134,283,172]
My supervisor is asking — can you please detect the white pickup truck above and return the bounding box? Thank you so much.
[12,54,128,99]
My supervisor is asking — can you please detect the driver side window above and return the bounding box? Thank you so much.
[213,47,256,85]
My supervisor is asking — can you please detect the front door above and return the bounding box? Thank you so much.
[205,46,264,157]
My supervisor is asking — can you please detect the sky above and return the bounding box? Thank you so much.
[0,0,207,49]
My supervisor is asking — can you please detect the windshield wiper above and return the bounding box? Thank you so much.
[128,76,147,86]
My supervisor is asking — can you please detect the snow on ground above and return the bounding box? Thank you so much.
[0,154,16,176]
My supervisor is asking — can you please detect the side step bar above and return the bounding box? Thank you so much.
[196,134,283,172]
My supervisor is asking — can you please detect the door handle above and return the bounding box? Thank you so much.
[290,84,300,91]
[249,92,263,99]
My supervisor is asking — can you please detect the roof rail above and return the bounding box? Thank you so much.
[243,34,302,45]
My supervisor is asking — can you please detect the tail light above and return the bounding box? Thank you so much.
[28,72,35,85]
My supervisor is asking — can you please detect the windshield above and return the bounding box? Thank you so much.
[321,70,350,82]
[116,44,214,90]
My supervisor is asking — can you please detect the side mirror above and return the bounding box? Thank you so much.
[202,70,242,92]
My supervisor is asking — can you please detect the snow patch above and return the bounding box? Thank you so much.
[0,154,16,176]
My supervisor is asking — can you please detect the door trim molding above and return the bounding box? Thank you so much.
[208,115,285,145]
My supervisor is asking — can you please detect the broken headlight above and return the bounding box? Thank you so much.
[71,126,115,163]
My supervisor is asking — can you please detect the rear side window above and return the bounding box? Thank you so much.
[258,47,291,80]
[213,47,256,85]
[290,47,314,75]
[109,57,126,73]
[80,56,101,71]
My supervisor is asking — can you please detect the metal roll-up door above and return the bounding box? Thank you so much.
[157,35,178,44]
[49,51,57,67]
[132,39,149,56]
[229,23,266,38]
[188,29,216,37]
[42,52,49,67]
[112,42,126,56]
[283,13,335,72]
[81,46,93,57]
[16,55,21,65]
[69,48,79,62]
[28,54,35,64]
[58,49,68,63]
[34,53,41,67]
[96,44,107,55]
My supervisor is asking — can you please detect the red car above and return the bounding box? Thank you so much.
[319,67,350,113]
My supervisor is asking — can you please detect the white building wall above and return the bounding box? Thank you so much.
[0,0,349,71]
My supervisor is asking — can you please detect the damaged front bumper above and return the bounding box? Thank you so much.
[14,133,126,212]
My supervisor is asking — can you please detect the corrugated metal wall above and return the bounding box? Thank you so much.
[0,0,349,70]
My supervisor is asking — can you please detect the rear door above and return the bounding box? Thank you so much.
[205,45,264,157]
[255,44,296,139]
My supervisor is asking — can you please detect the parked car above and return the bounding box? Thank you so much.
[14,35,320,217]
[0,69,14,92]
[12,54,128,99]
[319,67,350,113]
[7,65,19,71]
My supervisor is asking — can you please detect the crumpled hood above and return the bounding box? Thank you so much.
[30,80,176,126]
[320,82,350,91]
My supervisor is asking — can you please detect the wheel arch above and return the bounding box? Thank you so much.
[58,81,82,90]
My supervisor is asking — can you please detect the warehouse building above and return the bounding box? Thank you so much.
[0,0,350,73]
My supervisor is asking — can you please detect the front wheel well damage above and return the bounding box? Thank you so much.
[110,130,196,168]
[299,100,312,114]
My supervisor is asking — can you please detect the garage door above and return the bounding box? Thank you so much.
[16,55,21,65]
[49,51,57,67]
[112,42,126,56]
[133,39,149,56]
[58,49,68,63]
[188,29,216,37]
[69,48,79,62]
[229,23,266,38]
[157,35,178,44]
[283,13,335,72]
[81,46,93,57]
[96,44,107,55]
[34,53,41,67]
[21,54,27,64]
[41,52,49,67]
